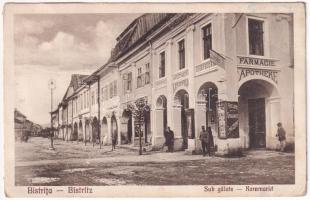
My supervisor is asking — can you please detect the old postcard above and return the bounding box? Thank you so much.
[3,2,306,197]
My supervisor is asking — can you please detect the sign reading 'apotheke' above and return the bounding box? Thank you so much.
[238,56,276,67]
[238,68,278,84]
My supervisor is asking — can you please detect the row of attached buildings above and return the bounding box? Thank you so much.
[52,13,294,154]
[15,109,42,140]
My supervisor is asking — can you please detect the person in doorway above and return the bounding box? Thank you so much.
[199,126,208,156]
[112,130,117,150]
[167,127,174,152]
[276,122,286,152]
[207,127,214,156]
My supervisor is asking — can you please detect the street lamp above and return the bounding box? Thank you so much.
[48,79,56,150]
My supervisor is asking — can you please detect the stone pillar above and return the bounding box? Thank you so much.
[107,116,112,145]
[171,105,183,150]
[186,25,196,108]
[194,103,207,152]
[267,97,281,149]
[165,39,173,127]
[120,117,128,144]
[153,108,164,149]
[116,115,121,145]
[131,115,135,146]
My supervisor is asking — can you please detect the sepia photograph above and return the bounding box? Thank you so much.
[3,2,306,197]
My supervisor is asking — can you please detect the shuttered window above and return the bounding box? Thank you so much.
[202,24,212,60]
[248,18,264,56]
[178,39,185,69]
[159,51,165,78]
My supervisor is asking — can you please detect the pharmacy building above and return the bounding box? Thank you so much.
[52,13,294,155]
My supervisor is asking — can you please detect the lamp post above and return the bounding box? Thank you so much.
[48,79,56,150]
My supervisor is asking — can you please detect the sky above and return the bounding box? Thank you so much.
[14,13,141,125]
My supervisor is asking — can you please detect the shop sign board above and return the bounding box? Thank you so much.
[217,102,226,139]
[226,102,239,138]
[172,79,189,92]
[216,101,239,139]
[238,56,277,67]
[238,67,278,84]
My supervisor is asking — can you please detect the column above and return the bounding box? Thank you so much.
[267,97,281,149]
[195,103,207,152]
[153,108,164,149]
[131,115,135,146]
[165,39,173,127]
[107,116,112,145]
[186,25,196,108]
[171,105,182,150]
[117,115,121,145]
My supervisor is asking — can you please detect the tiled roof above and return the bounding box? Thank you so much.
[71,74,88,91]
[111,13,177,61]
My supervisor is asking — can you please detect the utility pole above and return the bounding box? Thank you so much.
[48,79,56,150]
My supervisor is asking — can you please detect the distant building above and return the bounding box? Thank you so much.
[14,109,27,140]
[14,109,42,140]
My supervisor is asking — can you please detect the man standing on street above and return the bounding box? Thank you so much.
[199,126,208,156]
[167,127,174,152]
[276,122,286,152]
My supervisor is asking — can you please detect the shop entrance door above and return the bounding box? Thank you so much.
[248,98,266,148]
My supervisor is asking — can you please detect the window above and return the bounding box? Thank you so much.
[81,94,83,109]
[101,87,104,101]
[124,72,132,93]
[109,83,113,98]
[137,67,142,88]
[113,80,117,97]
[145,63,150,84]
[95,89,97,104]
[86,91,89,107]
[159,51,165,78]
[248,18,264,56]
[91,91,95,105]
[84,92,86,108]
[202,24,212,60]
[104,86,108,100]
[178,39,185,69]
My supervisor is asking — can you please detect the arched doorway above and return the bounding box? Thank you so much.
[156,95,167,139]
[121,110,133,144]
[238,79,279,149]
[92,117,99,144]
[197,82,218,135]
[78,121,83,141]
[101,117,108,145]
[174,89,192,149]
[85,119,90,142]
[111,114,118,145]
[73,122,78,141]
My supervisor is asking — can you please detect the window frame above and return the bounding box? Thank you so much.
[177,38,186,70]
[145,63,150,85]
[200,21,213,62]
[245,15,270,57]
[159,50,166,79]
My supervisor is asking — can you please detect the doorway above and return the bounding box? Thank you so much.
[248,98,266,148]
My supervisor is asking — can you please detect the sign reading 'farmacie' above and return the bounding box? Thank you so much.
[238,56,276,67]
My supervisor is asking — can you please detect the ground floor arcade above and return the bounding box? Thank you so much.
[53,78,293,155]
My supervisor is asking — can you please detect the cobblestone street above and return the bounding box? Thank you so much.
[15,137,295,186]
